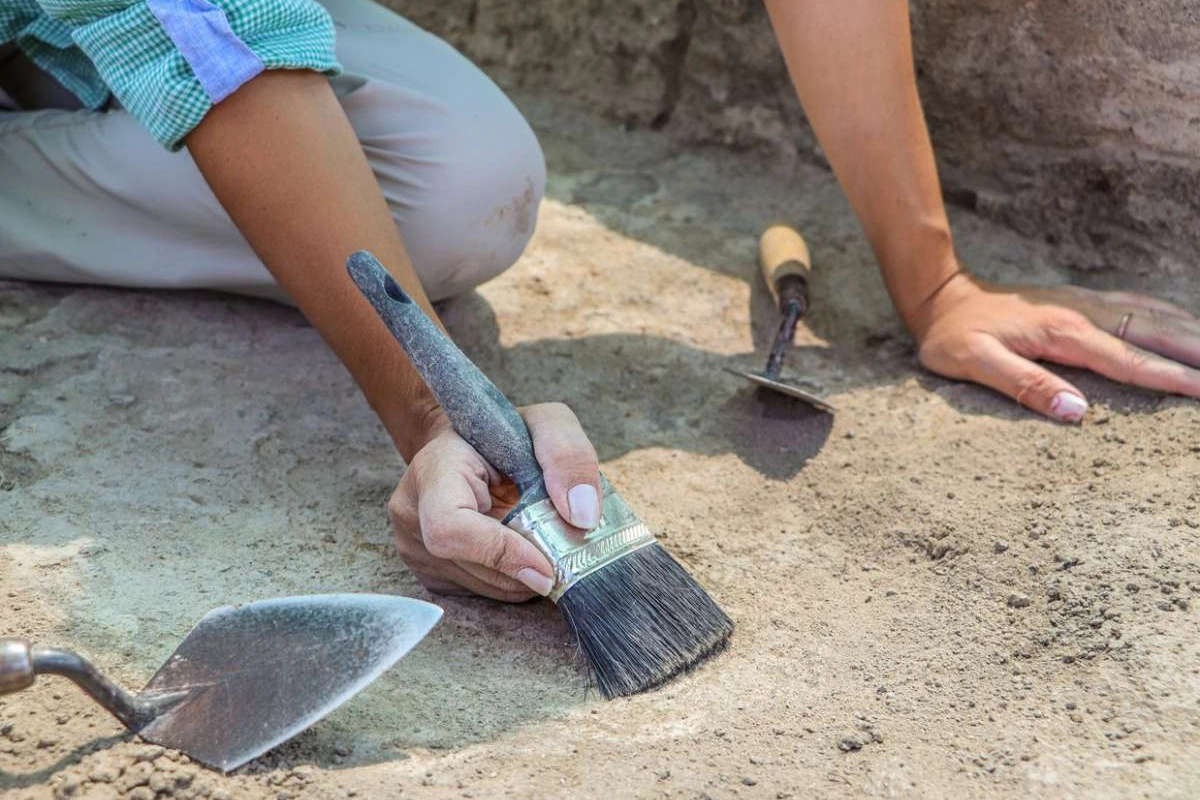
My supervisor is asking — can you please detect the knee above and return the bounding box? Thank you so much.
[376,94,546,301]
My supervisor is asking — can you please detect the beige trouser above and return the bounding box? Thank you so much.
[0,0,545,303]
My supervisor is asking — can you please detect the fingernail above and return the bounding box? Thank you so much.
[1049,391,1088,423]
[516,567,554,597]
[567,484,601,529]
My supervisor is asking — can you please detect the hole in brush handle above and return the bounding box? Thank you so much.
[347,250,546,487]
[384,276,410,303]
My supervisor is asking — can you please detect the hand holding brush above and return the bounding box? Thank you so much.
[347,252,734,698]
[387,402,602,601]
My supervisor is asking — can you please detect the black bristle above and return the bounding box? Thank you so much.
[557,544,734,698]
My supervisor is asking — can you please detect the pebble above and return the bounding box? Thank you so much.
[132,744,165,762]
[149,771,174,793]
[290,766,315,783]
[838,734,865,752]
[742,776,758,786]
[1007,593,1032,609]
[108,392,138,408]
[88,764,120,784]
[53,775,80,798]
[117,761,154,791]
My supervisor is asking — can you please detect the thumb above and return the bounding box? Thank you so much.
[967,335,1089,423]
[521,403,603,529]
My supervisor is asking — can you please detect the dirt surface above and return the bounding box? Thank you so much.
[2,96,1199,800]
[395,0,1200,283]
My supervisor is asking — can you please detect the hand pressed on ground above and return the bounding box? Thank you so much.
[912,274,1200,422]
[388,403,601,601]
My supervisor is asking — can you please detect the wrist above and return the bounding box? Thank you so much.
[388,402,452,462]
[903,270,981,343]
[873,219,963,334]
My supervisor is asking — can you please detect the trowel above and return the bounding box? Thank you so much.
[725,224,835,413]
[0,594,442,772]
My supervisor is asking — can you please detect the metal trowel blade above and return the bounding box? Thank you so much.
[724,366,836,413]
[136,594,442,772]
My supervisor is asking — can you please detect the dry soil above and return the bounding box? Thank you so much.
[2,96,1198,800]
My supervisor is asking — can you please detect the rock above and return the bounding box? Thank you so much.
[132,744,166,762]
[392,0,1200,285]
[838,734,865,752]
[74,785,120,800]
[52,775,80,799]
[87,763,120,784]
[116,762,154,792]
[1007,593,1032,609]
[149,771,175,793]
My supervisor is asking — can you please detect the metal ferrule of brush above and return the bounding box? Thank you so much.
[507,478,656,601]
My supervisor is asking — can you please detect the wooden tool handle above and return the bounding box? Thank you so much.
[758,224,812,312]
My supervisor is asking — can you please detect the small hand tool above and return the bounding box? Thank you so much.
[0,594,442,772]
[347,253,733,699]
[726,224,835,412]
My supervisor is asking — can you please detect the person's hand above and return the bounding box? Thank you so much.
[912,274,1200,422]
[387,403,602,601]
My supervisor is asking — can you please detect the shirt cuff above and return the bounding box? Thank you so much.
[69,0,341,150]
[14,15,110,111]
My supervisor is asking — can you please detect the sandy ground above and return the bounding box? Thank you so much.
[2,96,1198,800]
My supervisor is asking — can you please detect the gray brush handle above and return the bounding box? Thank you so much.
[346,251,545,493]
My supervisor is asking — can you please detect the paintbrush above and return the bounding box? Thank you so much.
[347,252,733,698]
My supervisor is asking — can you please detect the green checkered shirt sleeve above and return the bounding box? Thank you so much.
[16,0,341,150]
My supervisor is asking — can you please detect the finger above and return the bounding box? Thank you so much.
[417,561,537,603]
[1094,290,1197,322]
[395,516,535,601]
[1045,326,1200,399]
[521,403,603,530]
[965,335,1090,423]
[1113,311,1200,368]
[389,477,497,595]
[416,463,555,597]
[450,559,540,601]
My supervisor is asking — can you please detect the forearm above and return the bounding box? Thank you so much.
[185,70,445,459]
[764,0,959,333]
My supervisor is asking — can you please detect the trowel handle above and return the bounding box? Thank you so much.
[0,639,35,695]
[759,224,812,315]
[0,641,184,731]
[345,252,546,495]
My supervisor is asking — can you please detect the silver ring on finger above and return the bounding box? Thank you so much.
[1115,311,1133,341]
